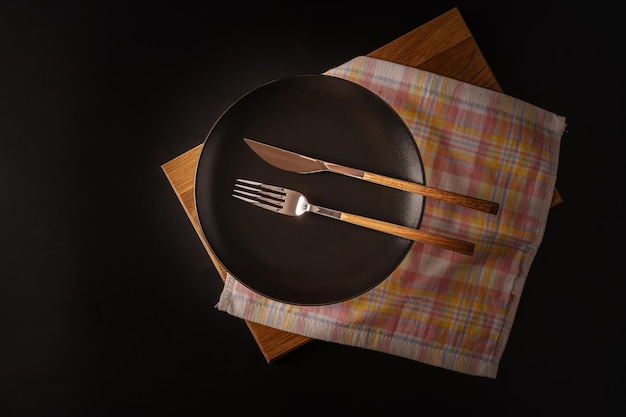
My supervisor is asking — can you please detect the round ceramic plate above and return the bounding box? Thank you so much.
[195,74,425,305]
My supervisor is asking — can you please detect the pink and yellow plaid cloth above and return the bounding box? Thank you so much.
[216,56,566,378]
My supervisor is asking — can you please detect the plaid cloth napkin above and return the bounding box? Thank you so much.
[216,56,566,378]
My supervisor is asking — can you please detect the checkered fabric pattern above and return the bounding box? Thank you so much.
[216,56,566,378]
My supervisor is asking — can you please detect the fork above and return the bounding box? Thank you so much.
[232,179,475,256]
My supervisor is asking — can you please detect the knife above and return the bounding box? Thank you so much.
[244,138,500,215]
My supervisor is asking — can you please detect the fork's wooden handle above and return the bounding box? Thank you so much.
[362,172,499,215]
[340,212,475,256]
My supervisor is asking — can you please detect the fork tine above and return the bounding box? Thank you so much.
[234,179,285,200]
[233,179,285,211]
[234,183,283,199]
[235,179,285,194]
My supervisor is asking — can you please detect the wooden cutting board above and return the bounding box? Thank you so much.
[161,7,563,363]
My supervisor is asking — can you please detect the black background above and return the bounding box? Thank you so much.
[1,1,624,416]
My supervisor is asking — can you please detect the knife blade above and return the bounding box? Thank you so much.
[244,137,499,215]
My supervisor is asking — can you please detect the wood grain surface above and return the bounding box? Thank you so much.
[161,7,562,363]
[362,171,500,214]
[339,211,475,256]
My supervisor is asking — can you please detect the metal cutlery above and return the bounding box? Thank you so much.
[232,179,475,256]
[244,138,500,215]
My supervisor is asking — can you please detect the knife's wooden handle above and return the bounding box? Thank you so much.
[362,172,499,215]
[339,212,475,256]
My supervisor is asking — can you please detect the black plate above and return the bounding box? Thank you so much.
[195,74,426,305]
